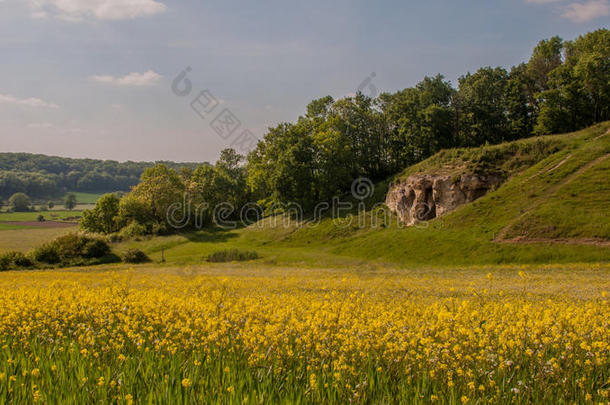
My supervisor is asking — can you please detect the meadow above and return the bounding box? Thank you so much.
[0,262,607,404]
[0,210,80,252]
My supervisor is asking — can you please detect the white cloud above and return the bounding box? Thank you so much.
[29,0,167,21]
[0,94,59,108]
[562,0,610,21]
[90,70,162,86]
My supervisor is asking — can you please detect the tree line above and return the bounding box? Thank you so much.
[0,153,203,199]
[80,29,609,235]
[249,29,609,209]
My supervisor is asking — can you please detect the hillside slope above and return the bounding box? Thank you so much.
[122,123,610,266]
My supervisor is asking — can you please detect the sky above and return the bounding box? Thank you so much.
[0,0,608,163]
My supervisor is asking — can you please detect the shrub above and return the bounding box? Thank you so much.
[33,243,60,264]
[118,222,149,239]
[54,234,87,259]
[37,214,45,222]
[9,193,31,212]
[123,249,150,264]
[206,249,259,263]
[64,193,77,210]
[0,251,34,270]
[83,239,111,259]
[33,233,112,265]
[108,233,123,243]
[0,253,13,270]
[12,252,34,268]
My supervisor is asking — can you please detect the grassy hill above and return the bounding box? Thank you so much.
[117,122,610,267]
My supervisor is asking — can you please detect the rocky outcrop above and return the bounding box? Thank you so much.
[386,174,502,226]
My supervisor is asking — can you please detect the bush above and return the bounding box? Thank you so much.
[64,193,77,210]
[33,233,113,265]
[54,234,86,259]
[0,254,10,271]
[33,243,61,264]
[123,249,150,264]
[83,239,111,258]
[0,251,34,270]
[37,214,45,222]
[118,222,149,239]
[9,193,31,212]
[206,249,259,263]
[108,233,123,243]
[12,252,34,268]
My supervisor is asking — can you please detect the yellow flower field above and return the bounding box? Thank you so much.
[0,264,608,404]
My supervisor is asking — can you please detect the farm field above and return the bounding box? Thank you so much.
[0,210,81,223]
[0,227,78,252]
[61,192,104,205]
[2,5,608,404]
[0,263,608,403]
[0,210,81,252]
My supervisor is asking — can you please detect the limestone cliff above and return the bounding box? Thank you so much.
[385,174,502,226]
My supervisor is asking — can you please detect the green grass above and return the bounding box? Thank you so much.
[63,192,105,204]
[0,223,39,230]
[0,210,82,222]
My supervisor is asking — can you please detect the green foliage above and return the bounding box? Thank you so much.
[0,152,203,199]
[9,192,31,212]
[118,222,150,239]
[123,249,150,264]
[0,253,9,270]
[83,239,111,258]
[118,194,153,229]
[64,193,77,210]
[0,251,34,270]
[130,164,185,226]
[32,243,61,264]
[81,193,121,234]
[534,29,610,135]
[206,249,259,262]
[456,67,510,146]
[115,123,609,268]
[32,233,114,266]
[245,29,609,211]
[187,149,249,227]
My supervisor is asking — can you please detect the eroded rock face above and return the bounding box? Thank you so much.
[385,174,502,226]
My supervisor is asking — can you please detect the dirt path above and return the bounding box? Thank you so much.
[494,153,610,245]
[528,153,572,181]
[592,128,610,141]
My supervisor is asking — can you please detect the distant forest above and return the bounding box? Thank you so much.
[0,153,202,199]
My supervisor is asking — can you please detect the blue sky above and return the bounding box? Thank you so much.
[0,0,608,162]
